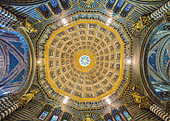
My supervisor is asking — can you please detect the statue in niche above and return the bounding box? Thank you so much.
[82,114,94,121]
[83,0,95,8]
[25,20,38,34]
[78,0,101,9]
[132,16,153,32]
[18,88,39,106]
[130,85,152,109]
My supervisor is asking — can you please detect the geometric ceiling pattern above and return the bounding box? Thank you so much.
[38,11,132,108]
[0,1,170,120]
[46,20,123,100]
[143,22,170,100]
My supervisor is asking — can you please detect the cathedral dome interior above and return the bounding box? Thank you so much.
[0,0,170,121]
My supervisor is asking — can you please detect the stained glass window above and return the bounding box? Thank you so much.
[39,111,48,120]
[62,0,67,3]
[51,115,59,121]
[40,5,48,12]
[109,0,114,4]
[125,4,133,12]
[123,111,132,121]
[117,0,124,7]
[115,115,122,121]
[51,0,58,7]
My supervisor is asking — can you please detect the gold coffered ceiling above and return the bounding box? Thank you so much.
[38,12,132,105]
[44,20,124,100]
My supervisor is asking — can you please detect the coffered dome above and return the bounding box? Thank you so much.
[38,13,132,107]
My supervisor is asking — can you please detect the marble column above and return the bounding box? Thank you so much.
[150,104,170,121]
[150,1,170,20]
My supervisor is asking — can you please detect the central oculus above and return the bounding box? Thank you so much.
[79,55,90,67]
[74,49,96,72]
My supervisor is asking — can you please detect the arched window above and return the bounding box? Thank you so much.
[120,4,133,17]
[59,0,72,10]
[48,0,62,14]
[106,0,115,9]
[37,5,53,19]
[113,0,125,13]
